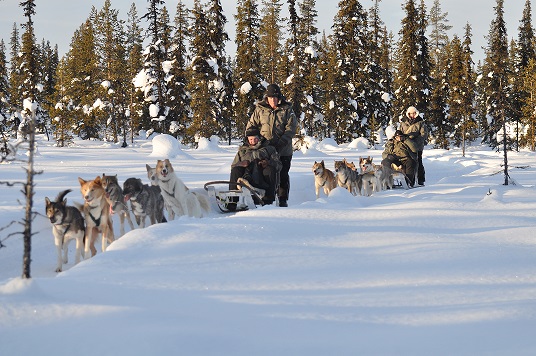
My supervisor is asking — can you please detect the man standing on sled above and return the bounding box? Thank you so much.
[246,84,297,207]
[230,127,282,205]
[400,106,428,186]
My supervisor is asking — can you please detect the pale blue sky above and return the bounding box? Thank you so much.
[0,0,528,63]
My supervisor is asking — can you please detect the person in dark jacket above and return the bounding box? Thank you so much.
[400,106,428,186]
[382,130,418,187]
[230,126,281,205]
[246,84,297,207]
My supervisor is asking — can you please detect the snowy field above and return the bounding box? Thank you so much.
[1,134,536,356]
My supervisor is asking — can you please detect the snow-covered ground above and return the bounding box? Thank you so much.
[1,134,535,355]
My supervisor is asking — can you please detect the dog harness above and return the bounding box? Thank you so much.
[88,203,102,226]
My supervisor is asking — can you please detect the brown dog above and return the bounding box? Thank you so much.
[312,160,337,198]
[78,176,115,257]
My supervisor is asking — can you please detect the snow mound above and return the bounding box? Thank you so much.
[149,134,191,159]
[348,137,369,150]
[197,135,225,152]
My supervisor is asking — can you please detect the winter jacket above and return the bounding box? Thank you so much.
[246,99,297,157]
[231,139,281,171]
[399,117,428,152]
[382,138,417,162]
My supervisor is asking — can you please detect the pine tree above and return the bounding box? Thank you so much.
[234,0,264,139]
[458,24,478,154]
[330,0,369,142]
[514,0,536,150]
[125,3,144,143]
[481,0,510,148]
[8,23,24,124]
[521,58,536,151]
[428,0,452,65]
[93,0,128,143]
[19,0,39,279]
[139,0,169,133]
[259,0,284,84]
[187,0,220,142]
[317,33,338,139]
[167,0,191,141]
[367,0,393,146]
[296,0,321,139]
[0,40,11,132]
[393,0,432,122]
[207,0,234,143]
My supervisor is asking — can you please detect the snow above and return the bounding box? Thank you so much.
[1,135,536,356]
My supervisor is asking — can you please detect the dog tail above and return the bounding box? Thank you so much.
[55,189,73,202]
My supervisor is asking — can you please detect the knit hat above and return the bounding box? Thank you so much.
[265,84,282,98]
[245,126,260,137]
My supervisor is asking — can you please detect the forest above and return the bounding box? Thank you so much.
[1,0,535,152]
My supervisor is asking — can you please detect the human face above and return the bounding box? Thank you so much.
[267,96,279,109]
[407,110,418,119]
[247,135,259,145]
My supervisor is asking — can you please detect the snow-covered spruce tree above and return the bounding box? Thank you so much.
[514,0,536,150]
[167,0,191,141]
[19,0,41,279]
[259,0,284,85]
[48,58,75,147]
[206,0,234,143]
[38,40,58,141]
[137,0,170,133]
[93,0,129,143]
[186,0,220,142]
[521,58,536,151]
[296,0,322,139]
[317,33,341,139]
[367,0,393,147]
[234,0,264,140]
[480,0,511,149]
[60,19,100,140]
[393,0,432,122]
[0,39,11,136]
[329,0,370,142]
[125,3,144,143]
[8,23,24,133]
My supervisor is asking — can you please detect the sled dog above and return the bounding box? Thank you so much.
[122,177,166,227]
[146,164,175,220]
[45,189,85,272]
[312,160,337,198]
[155,159,211,218]
[102,173,135,236]
[78,176,115,257]
[359,156,381,196]
[334,159,362,196]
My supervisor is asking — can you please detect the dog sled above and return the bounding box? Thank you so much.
[204,180,265,213]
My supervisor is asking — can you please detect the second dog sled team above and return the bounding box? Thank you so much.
[45,83,427,272]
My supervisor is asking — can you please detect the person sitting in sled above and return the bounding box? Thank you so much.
[381,130,418,187]
[230,126,282,205]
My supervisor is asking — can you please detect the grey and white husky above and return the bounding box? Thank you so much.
[122,177,166,228]
[45,189,85,272]
[102,173,135,236]
[334,159,362,196]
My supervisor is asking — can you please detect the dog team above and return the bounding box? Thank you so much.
[313,156,407,199]
[45,159,210,272]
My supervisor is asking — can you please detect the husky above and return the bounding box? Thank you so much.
[312,160,337,198]
[146,164,175,220]
[102,173,135,236]
[78,176,115,257]
[45,189,85,272]
[334,159,362,196]
[155,159,211,218]
[122,177,166,227]
[359,156,381,196]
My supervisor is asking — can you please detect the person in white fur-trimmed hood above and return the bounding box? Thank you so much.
[400,106,429,186]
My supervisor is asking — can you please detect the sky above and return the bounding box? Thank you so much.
[1,133,536,355]
[0,0,528,63]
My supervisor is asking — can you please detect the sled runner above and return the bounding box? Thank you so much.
[204,180,265,213]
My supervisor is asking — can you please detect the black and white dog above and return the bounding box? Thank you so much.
[122,177,166,228]
[45,189,85,272]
